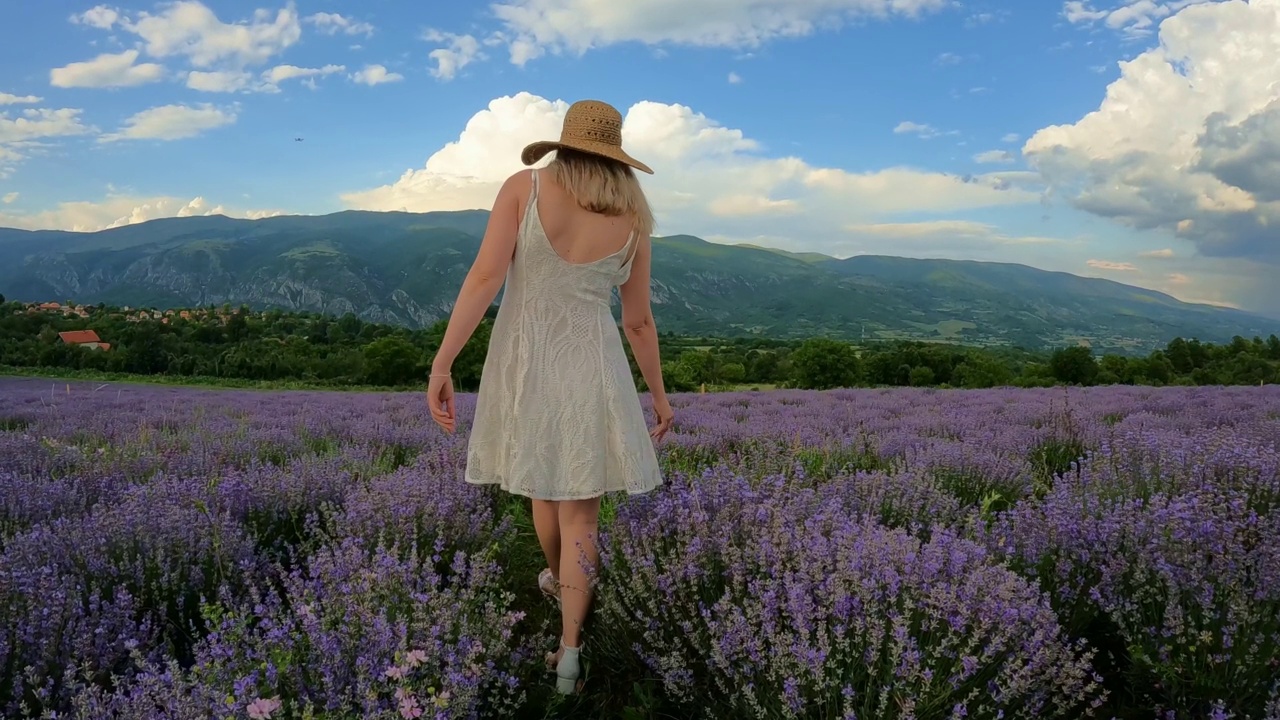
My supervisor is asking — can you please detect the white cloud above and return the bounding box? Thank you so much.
[894,120,932,134]
[803,168,1033,214]
[974,149,1015,164]
[0,92,42,105]
[72,5,120,29]
[1140,247,1175,258]
[1063,1,1110,23]
[265,64,345,84]
[835,220,1073,264]
[1142,263,1245,307]
[422,30,484,80]
[185,64,344,93]
[1026,0,1280,270]
[113,0,301,69]
[728,71,743,84]
[708,194,798,217]
[61,3,323,97]
[100,104,236,142]
[186,70,254,93]
[132,2,300,68]
[0,147,22,178]
[0,103,88,179]
[0,193,284,232]
[2,192,18,204]
[935,51,962,65]
[1002,132,1020,143]
[50,50,166,88]
[965,10,1006,26]
[893,120,956,139]
[350,64,404,86]
[341,92,1036,259]
[1062,0,1219,37]
[846,220,1062,244]
[490,0,954,65]
[1087,258,1139,271]
[0,108,95,146]
[305,12,374,37]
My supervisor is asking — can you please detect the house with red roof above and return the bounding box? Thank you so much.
[58,329,108,350]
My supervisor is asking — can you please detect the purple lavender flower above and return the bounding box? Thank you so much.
[596,467,1106,719]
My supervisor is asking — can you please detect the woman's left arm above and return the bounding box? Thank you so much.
[429,171,526,376]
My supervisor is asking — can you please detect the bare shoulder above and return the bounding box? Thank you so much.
[501,168,534,196]
[494,169,535,220]
[633,231,653,259]
[506,167,534,184]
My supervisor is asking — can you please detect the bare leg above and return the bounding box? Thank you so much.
[557,497,601,648]
[531,499,561,579]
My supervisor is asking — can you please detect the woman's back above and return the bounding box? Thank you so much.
[506,168,638,310]
[532,172,637,266]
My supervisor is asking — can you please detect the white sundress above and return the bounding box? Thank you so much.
[463,169,664,500]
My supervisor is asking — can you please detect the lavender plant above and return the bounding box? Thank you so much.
[0,475,260,714]
[595,468,1106,719]
[189,537,528,719]
[987,430,1280,717]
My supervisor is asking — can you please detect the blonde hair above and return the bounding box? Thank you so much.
[547,148,655,240]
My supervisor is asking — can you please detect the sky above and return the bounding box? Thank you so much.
[1,0,1278,315]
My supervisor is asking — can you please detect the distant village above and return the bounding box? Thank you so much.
[14,301,244,352]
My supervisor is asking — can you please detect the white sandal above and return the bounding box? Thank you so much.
[544,639,584,695]
[538,568,561,603]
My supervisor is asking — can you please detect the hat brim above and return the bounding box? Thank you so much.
[521,139,653,175]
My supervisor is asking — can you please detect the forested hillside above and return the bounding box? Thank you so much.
[2,210,1275,353]
[4,298,1278,390]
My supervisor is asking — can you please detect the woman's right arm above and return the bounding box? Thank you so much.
[619,235,673,438]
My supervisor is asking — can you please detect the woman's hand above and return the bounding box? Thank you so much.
[427,374,456,433]
[649,395,674,443]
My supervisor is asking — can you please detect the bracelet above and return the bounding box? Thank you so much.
[429,373,451,378]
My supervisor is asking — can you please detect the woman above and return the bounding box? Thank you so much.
[425,99,673,695]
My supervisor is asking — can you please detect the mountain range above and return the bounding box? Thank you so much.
[1,210,1275,353]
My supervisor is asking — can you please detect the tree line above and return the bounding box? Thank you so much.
[1,297,1278,390]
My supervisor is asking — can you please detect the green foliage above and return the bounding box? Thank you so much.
[2,300,1279,392]
[1050,346,1100,385]
[361,336,422,386]
[790,337,861,389]
[0,302,482,391]
[952,355,1014,388]
[908,365,935,387]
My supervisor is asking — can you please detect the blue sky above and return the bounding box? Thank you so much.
[1,0,1278,315]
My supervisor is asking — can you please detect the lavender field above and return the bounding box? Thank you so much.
[1,377,1279,719]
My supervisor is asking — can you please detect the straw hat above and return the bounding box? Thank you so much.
[521,99,653,175]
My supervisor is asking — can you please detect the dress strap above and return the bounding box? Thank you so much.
[520,169,540,229]
[620,224,641,268]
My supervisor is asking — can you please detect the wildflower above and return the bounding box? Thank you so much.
[247,696,281,719]
[398,695,423,719]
